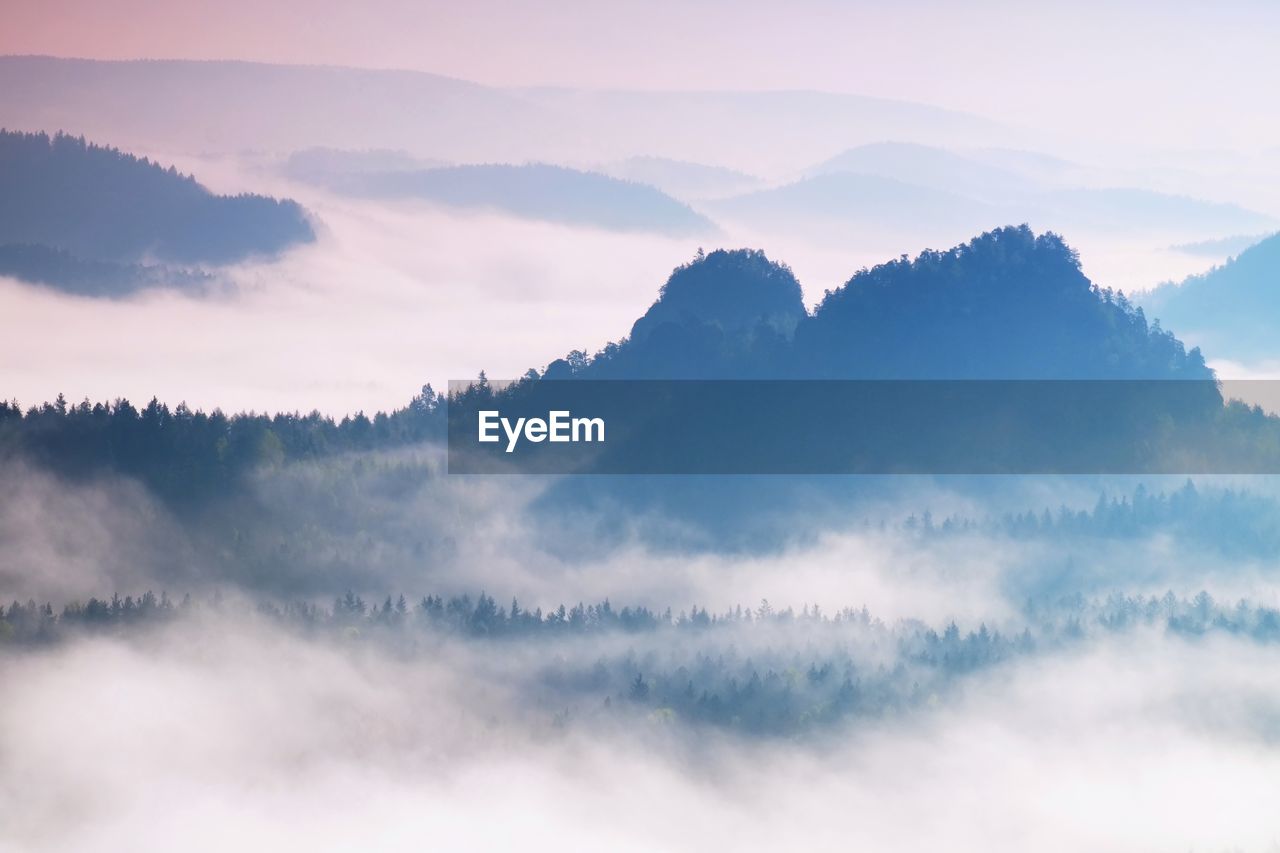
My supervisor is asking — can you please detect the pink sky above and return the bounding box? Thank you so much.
[0,0,1269,109]
[4,0,1278,152]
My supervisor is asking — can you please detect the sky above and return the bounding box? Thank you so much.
[4,0,1280,152]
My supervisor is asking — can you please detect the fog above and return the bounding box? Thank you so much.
[3,598,1280,852]
[6,410,1280,852]
[0,461,205,601]
[7,443,1280,627]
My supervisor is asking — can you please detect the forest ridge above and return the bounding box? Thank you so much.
[0,129,314,293]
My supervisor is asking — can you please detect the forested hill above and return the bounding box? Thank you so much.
[0,130,314,292]
[1141,231,1280,361]
[794,226,1208,378]
[0,388,444,508]
[556,226,1211,379]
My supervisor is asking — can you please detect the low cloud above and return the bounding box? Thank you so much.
[3,606,1279,852]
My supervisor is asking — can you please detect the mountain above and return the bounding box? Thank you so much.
[1142,232,1280,361]
[805,141,1037,200]
[708,172,994,232]
[711,171,1273,241]
[315,163,716,235]
[553,225,1211,380]
[475,227,1235,525]
[630,249,805,340]
[963,146,1083,183]
[546,249,803,378]
[597,156,762,200]
[0,57,1004,169]
[0,130,314,294]
[1169,233,1275,258]
[1033,188,1274,236]
[794,225,1210,379]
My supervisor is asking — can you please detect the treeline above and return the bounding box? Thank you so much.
[0,590,1023,734]
[6,588,1276,647]
[906,481,1280,558]
[4,587,1279,735]
[0,387,445,506]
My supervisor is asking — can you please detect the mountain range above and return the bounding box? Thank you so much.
[0,56,1004,169]
[710,142,1274,240]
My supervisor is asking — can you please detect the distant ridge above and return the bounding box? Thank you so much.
[597,156,762,200]
[0,129,313,295]
[0,56,1005,167]
[715,141,1276,246]
[293,162,716,235]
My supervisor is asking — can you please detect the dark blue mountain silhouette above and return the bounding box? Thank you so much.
[0,130,314,294]
[795,226,1209,379]
[551,226,1210,380]
[546,248,802,379]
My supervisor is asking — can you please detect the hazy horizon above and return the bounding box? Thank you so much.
[5,0,1279,154]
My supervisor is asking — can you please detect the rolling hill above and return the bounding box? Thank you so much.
[0,129,314,295]
[314,162,716,235]
[597,156,763,200]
